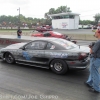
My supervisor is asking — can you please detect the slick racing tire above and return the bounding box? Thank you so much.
[5,53,15,64]
[50,59,68,75]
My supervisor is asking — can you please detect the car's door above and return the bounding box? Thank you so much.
[44,42,60,59]
[16,41,47,65]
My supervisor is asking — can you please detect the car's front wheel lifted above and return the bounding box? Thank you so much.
[5,53,15,64]
[50,59,68,75]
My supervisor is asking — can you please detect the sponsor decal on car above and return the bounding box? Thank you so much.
[50,52,68,58]
[22,51,32,60]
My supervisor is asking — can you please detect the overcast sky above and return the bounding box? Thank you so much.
[0,0,100,20]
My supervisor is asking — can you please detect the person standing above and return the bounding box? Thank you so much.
[85,29,100,93]
[17,27,22,38]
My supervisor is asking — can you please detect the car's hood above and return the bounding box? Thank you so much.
[68,45,90,53]
[3,42,27,49]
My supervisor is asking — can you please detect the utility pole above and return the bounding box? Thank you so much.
[17,7,20,26]
[66,5,67,12]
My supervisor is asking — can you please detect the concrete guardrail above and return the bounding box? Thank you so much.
[0,31,97,47]
[67,34,97,41]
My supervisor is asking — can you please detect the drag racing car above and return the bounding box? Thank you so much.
[36,25,52,32]
[31,31,77,44]
[0,37,90,74]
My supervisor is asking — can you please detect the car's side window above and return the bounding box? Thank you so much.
[46,42,55,50]
[44,32,51,37]
[24,43,32,49]
[25,41,47,50]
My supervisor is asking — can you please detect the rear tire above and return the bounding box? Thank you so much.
[50,59,68,75]
[5,53,15,64]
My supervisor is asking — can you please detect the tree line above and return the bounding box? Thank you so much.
[79,13,100,25]
[0,6,100,28]
[0,15,51,28]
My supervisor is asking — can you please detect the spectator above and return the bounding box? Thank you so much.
[17,27,22,38]
[84,29,100,93]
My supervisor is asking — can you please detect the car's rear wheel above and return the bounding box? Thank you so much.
[5,53,15,64]
[50,59,68,75]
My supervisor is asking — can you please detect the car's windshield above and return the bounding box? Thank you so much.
[53,39,78,49]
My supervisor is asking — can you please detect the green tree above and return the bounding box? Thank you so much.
[44,5,72,18]
[0,15,45,27]
[49,8,55,14]
[94,13,100,24]
[79,19,95,25]
[66,7,71,12]
[44,5,72,24]
[44,13,50,19]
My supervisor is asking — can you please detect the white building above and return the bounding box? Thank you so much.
[50,12,80,29]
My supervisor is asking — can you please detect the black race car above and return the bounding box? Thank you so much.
[0,37,90,74]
